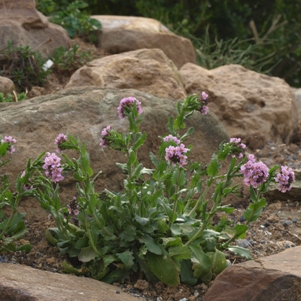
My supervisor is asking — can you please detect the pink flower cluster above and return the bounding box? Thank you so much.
[42,152,64,182]
[229,137,246,159]
[165,143,189,167]
[275,166,295,193]
[1,136,17,154]
[100,125,111,147]
[163,134,180,145]
[117,97,143,119]
[240,154,269,188]
[67,196,79,216]
[200,91,209,115]
[55,133,67,152]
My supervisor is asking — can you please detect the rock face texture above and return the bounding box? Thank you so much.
[0,0,71,57]
[180,63,298,149]
[0,76,15,95]
[92,15,196,69]
[0,263,143,301]
[0,87,230,215]
[204,246,301,301]
[66,48,187,100]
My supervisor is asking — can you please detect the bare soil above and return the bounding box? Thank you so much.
[1,37,301,301]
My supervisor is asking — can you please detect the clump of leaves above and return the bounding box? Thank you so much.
[0,91,28,103]
[46,1,101,42]
[0,41,50,92]
[50,44,92,77]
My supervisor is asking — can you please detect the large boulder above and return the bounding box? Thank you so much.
[0,263,140,301]
[0,0,71,57]
[66,48,187,100]
[92,15,196,69]
[0,76,15,95]
[204,246,301,301]
[0,87,231,218]
[180,63,298,149]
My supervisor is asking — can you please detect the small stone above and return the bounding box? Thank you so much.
[134,279,149,290]
[260,225,265,229]
[46,257,55,264]
[239,216,246,222]
[264,221,270,227]
[283,220,293,227]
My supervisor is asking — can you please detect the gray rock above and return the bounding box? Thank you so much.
[92,15,196,69]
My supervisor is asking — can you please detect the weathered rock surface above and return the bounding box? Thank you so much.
[204,246,301,301]
[0,87,230,218]
[0,263,143,301]
[0,76,15,95]
[92,15,196,69]
[0,0,71,57]
[66,48,187,100]
[180,63,298,149]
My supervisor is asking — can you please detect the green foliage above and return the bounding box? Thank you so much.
[0,41,50,92]
[189,28,275,74]
[36,0,101,41]
[0,92,28,103]
[50,44,92,76]
[17,94,292,286]
[0,138,33,253]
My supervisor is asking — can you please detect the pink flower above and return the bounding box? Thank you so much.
[163,135,180,145]
[67,197,79,216]
[275,166,295,193]
[117,97,143,119]
[1,135,17,154]
[43,152,64,183]
[228,137,246,159]
[165,143,188,167]
[241,155,269,188]
[55,133,67,152]
[201,106,209,115]
[202,92,208,100]
[100,125,111,147]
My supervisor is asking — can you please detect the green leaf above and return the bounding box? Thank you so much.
[228,246,252,260]
[119,225,136,242]
[139,234,162,255]
[161,237,182,247]
[149,152,159,168]
[16,244,32,253]
[180,260,198,286]
[74,237,89,249]
[234,224,248,239]
[78,246,98,262]
[102,269,130,284]
[145,250,180,286]
[189,244,212,282]
[211,249,227,274]
[168,245,191,261]
[135,215,149,226]
[62,261,88,275]
[207,159,219,177]
[117,250,135,270]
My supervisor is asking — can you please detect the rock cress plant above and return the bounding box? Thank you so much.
[3,94,295,286]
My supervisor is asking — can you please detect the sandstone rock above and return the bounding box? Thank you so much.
[66,48,187,100]
[204,246,301,301]
[92,15,196,69]
[0,0,72,57]
[0,87,232,219]
[180,64,298,149]
[0,262,143,301]
[0,76,15,95]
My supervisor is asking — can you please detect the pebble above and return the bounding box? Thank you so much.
[283,220,293,227]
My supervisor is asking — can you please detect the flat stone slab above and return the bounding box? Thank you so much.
[0,263,142,301]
